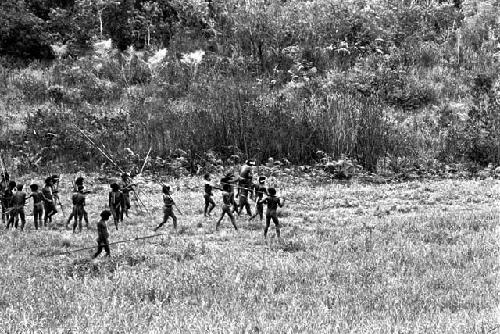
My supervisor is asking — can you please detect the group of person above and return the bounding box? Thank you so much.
[0,172,59,231]
[0,159,286,258]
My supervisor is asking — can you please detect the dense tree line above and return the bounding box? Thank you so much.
[0,0,499,171]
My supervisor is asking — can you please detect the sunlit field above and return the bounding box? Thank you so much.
[0,174,498,333]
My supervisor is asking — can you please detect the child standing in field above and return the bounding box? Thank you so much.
[154,184,178,231]
[250,176,268,221]
[108,183,123,230]
[72,185,87,233]
[93,210,112,258]
[29,184,45,230]
[216,184,238,231]
[42,177,58,226]
[260,187,284,238]
[7,184,27,230]
[203,173,216,217]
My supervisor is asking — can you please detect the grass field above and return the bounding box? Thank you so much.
[0,174,499,333]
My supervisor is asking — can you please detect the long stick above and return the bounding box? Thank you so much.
[139,146,152,175]
[74,126,125,173]
[0,151,6,176]
[74,125,151,215]
[54,233,166,256]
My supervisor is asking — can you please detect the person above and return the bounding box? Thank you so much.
[220,172,238,213]
[250,176,268,221]
[203,173,216,217]
[0,172,10,224]
[154,184,178,231]
[93,210,112,258]
[1,176,14,225]
[237,182,252,217]
[7,184,27,230]
[260,187,284,238]
[120,173,135,218]
[215,184,238,231]
[42,177,58,226]
[72,185,87,233]
[66,176,89,228]
[108,183,123,230]
[29,184,45,230]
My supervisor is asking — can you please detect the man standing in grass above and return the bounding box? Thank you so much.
[220,172,238,213]
[93,210,112,258]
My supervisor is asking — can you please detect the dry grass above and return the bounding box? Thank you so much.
[0,175,498,333]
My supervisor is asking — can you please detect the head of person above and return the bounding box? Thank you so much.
[8,180,16,189]
[204,173,211,181]
[100,210,112,221]
[75,176,85,186]
[1,172,9,181]
[162,184,171,194]
[259,176,266,184]
[110,183,120,191]
[121,173,129,181]
[222,184,230,192]
[77,185,85,193]
[30,184,39,192]
[16,184,23,191]
[268,187,277,196]
[51,175,59,184]
[245,159,256,166]
[225,172,234,178]
[45,177,53,186]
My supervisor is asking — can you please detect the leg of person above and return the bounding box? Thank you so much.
[204,195,210,216]
[33,207,39,230]
[1,204,5,224]
[19,209,26,231]
[154,210,169,231]
[208,198,216,215]
[78,212,83,232]
[104,243,110,256]
[6,210,13,229]
[83,209,89,228]
[245,200,252,216]
[171,213,177,230]
[216,208,228,231]
[272,215,280,238]
[264,215,271,238]
[93,244,103,258]
[73,215,78,233]
[66,209,74,228]
[228,210,238,230]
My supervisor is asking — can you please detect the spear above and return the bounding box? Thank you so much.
[139,146,152,175]
[73,125,125,174]
[50,233,166,256]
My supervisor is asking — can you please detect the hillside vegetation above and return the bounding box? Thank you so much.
[0,0,499,174]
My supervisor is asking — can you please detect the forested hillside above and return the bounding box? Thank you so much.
[0,0,499,174]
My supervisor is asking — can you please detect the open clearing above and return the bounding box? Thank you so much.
[0,175,499,333]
